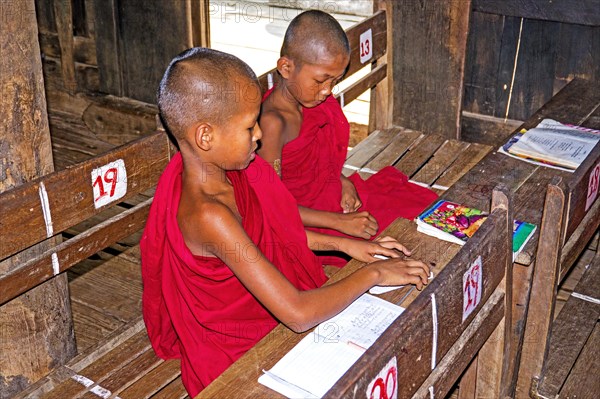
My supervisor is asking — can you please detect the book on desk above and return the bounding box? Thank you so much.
[498,118,600,172]
[415,200,536,261]
[258,294,405,398]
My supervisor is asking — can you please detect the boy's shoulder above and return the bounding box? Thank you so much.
[260,104,302,144]
[178,185,242,255]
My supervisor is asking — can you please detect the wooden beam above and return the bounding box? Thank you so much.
[53,0,77,93]
[389,0,471,139]
[0,0,76,395]
[335,63,387,108]
[472,0,600,27]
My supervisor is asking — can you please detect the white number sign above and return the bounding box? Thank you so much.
[462,256,483,322]
[360,29,373,64]
[585,162,600,211]
[91,159,127,209]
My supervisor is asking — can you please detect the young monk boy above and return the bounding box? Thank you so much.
[259,10,438,266]
[141,47,430,397]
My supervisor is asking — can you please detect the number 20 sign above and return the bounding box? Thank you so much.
[91,159,127,209]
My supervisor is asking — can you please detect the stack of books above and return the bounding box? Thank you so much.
[415,200,536,260]
[499,118,600,171]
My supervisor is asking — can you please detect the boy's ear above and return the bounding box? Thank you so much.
[277,56,294,79]
[194,123,213,151]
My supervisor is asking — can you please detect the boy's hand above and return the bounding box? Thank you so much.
[371,258,431,291]
[337,211,378,239]
[340,176,361,213]
[341,236,411,263]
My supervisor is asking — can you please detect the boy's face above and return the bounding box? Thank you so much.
[211,83,263,170]
[281,52,349,108]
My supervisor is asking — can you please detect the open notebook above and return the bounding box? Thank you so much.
[258,294,405,398]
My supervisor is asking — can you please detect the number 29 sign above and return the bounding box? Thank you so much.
[91,159,127,209]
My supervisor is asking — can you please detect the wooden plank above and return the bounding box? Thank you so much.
[82,350,162,398]
[358,130,422,173]
[69,246,142,323]
[0,132,169,260]
[560,194,600,277]
[118,2,191,102]
[151,377,188,399]
[413,290,505,398]
[462,12,504,117]
[53,0,76,93]
[0,198,151,305]
[553,23,600,92]
[329,208,510,399]
[335,62,387,107]
[41,331,152,398]
[71,300,127,353]
[507,19,559,121]
[433,142,492,190]
[92,0,122,96]
[516,182,566,398]
[393,134,446,178]
[472,0,600,26]
[564,143,600,241]
[344,128,400,171]
[461,111,522,147]
[119,360,181,399]
[536,253,600,397]
[390,0,471,139]
[476,187,514,398]
[256,10,387,94]
[39,32,97,65]
[411,139,470,186]
[558,323,600,398]
[457,358,478,399]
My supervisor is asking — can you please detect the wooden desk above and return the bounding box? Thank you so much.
[197,78,600,398]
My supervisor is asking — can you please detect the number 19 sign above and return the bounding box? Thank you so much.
[91,159,127,209]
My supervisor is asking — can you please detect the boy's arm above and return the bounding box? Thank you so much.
[305,230,412,264]
[188,202,429,333]
[257,111,285,175]
[299,206,378,240]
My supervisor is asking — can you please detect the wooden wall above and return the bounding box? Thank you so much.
[464,10,600,122]
[35,0,210,103]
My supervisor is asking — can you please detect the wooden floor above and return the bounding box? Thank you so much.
[47,91,598,399]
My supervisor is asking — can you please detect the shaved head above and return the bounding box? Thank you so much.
[157,47,259,140]
[281,10,350,65]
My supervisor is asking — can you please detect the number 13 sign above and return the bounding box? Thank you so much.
[360,28,373,64]
[91,159,127,209]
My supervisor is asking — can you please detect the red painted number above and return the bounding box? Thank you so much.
[361,39,371,58]
[588,167,599,200]
[93,167,118,201]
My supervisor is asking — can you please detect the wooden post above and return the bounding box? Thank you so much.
[0,1,76,396]
[368,0,392,132]
[388,0,471,139]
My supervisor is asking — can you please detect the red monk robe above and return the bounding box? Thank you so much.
[263,90,438,266]
[141,153,327,397]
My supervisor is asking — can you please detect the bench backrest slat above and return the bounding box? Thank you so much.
[0,198,152,305]
[0,132,171,261]
[327,207,511,399]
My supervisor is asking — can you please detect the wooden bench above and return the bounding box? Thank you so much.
[439,77,600,397]
[198,187,514,398]
[1,132,188,398]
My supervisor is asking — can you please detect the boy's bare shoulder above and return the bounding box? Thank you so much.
[259,108,287,138]
[178,190,243,255]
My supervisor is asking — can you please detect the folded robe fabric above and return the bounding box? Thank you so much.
[141,153,327,397]
[263,89,438,266]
